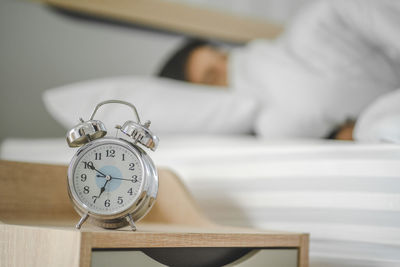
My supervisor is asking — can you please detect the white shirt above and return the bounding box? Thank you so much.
[230,0,400,138]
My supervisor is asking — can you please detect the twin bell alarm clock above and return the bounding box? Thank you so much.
[66,100,159,231]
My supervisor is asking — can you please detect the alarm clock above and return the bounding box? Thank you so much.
[66,100,159,231]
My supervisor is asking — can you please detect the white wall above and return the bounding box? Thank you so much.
[0,0,184,140]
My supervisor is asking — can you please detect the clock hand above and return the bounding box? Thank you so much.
[88,163,108,177]
[96,175,137,182]
[95,175,112,199]
[96,180,109,199]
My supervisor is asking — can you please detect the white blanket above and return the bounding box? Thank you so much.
[230,0,400,138]
[354,89,400,143]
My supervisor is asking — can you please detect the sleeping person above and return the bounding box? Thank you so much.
[158,0,400,140]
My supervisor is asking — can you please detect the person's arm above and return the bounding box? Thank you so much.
[253,0,400,139]
[327,119,356,141]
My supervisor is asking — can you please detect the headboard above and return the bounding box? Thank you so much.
[44,0,283,43]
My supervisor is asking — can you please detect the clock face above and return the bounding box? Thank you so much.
[71,141,144,215]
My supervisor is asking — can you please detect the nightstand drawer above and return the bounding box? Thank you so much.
[92,248,298,267]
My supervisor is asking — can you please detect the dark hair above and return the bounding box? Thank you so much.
[158,39,208,81]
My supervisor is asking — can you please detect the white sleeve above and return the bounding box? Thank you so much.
[282,0,400,69]
[254,0,400,139]
[332,0,400,55]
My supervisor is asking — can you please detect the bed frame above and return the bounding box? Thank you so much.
[43,0,283,43]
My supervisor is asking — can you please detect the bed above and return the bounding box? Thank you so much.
[2,136,400,267]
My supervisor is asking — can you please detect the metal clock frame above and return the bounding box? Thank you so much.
[67,137,158,230]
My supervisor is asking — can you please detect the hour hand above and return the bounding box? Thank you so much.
[98,186,106,196]
[96,177,111,200]
[96,183,106,199]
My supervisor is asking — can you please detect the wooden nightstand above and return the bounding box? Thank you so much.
[0,161,309,267]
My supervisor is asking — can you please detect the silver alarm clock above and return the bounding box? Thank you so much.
[66,100,159,231]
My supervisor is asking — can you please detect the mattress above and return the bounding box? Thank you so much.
[1,135,400,267]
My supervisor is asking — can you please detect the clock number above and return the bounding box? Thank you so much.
[129,163,135,170]
[127,188,133,196]
[106,149,115,157]
[95,153,102,160]
[83,161,93,169]
[122,154,125,161]
[83,186,89,194]
[104,199,110,207]
[81,174,87,182]
[132,175,138,183]
[117,196,123,204]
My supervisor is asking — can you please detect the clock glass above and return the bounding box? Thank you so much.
[72,142,144,215]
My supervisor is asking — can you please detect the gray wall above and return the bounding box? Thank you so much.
[0,0,183,141]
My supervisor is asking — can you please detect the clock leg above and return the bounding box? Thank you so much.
[126,214,137,231]
[76,213,89,229]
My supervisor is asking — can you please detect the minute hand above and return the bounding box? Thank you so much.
[88,163,108,177]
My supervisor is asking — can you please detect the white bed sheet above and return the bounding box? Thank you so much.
[1,135,400,267]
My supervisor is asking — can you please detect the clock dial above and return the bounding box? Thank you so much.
[72,142,143,215]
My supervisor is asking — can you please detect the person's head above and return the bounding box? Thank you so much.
[158,39,228,87]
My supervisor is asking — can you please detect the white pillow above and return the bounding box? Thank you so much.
[354,89,400,143]
[42,76,259,135]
